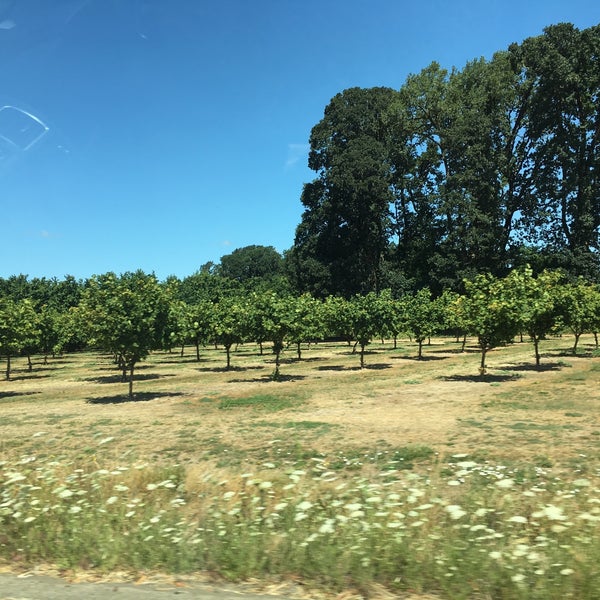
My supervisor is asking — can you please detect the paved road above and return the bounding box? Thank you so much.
[0,573,298,600]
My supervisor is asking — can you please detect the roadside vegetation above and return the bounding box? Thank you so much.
[1,334,599,599]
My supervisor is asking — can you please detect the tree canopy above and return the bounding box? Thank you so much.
[290,22,600,297]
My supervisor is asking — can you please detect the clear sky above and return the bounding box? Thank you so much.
[1,0,599,281]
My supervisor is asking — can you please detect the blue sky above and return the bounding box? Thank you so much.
[1,0,599,281]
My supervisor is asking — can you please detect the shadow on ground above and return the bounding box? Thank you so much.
[86,392,185,404]
[8,373,51,381]
[0,390,41,400]
[158,356,210,364]
[196,365,266,373]
[393,355,448,361]
[228,374,308,383]
[441,373,521,383]
[85,373,176,384]
[500,362,566,372]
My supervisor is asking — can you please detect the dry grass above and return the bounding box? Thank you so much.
[1,334,598,474]
[1,336,600,599]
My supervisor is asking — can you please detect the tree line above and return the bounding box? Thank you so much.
[1,267,599,398]
[288,22,600,297]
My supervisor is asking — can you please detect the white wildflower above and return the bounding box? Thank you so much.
[495,478,514,489]
[573,479,590,487]
[445,505,466,520]
[456,461,478,469]
[533,505,566,521]
[318,519,336,534]
[508,516,528,524]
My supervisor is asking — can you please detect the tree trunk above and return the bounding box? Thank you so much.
[572,333,581,354]
[128,363,135,400]
[296,341,302,360]
[533,336,541,367]
[180,344,185,357]
[360,343,366,368]
[417,340,423,360]
[27,354,33,371]
[461,334,467,353]
[5,354,10,380]
[225,344,232,369]
[479,348,487,375]
[195,341,201,362]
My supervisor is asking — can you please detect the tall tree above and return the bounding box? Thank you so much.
[513,23,600,276]
[291,87,398,297]
[219,245,284,285]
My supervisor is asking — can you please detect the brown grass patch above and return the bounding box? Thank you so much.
[1,335,599,472]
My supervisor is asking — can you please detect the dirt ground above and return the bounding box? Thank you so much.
[1,336,598,469]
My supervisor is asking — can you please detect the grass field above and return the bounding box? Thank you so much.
[1,335,599,599]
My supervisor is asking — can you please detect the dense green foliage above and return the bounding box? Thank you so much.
[1,266,599,393]
[76,271,172,398]
[290,22,600,296]
[1,23,599,389]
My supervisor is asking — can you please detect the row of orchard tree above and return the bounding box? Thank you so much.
[1,268,599,398]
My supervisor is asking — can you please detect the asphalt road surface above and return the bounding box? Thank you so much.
[0,573,297,600]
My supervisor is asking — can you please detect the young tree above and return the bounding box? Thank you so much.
[212,297,248,370]
[186,300,214,361]
[322,295,356,346]
[78,271,171,400]
[398,288,442,359]
[555,279,600,354]
[348,292,391,368]
[264,294,296,379]
[323,293,390,368]
[459,273,521,374]
[505,267,562,366]
[287,294,324,360]
[0,298,39,380]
